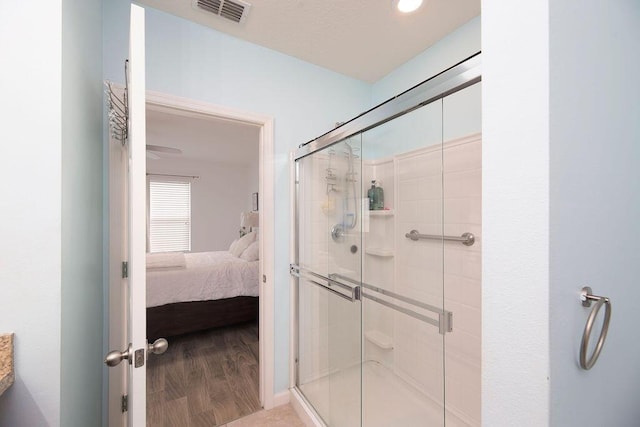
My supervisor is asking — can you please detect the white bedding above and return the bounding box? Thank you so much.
[146,251,186,270]
[146,251,259,308]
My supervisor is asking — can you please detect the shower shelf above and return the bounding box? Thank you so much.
[365,330,394,350]
[365,247,394,257]
[369,210,394,217]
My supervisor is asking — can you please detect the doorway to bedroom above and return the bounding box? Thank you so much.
[142,96,272,426]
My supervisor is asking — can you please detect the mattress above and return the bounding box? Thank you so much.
[146,250,259,308]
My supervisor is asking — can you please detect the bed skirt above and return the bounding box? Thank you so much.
[147,296,258,340]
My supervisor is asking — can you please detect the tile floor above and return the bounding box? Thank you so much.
[223,404,305,427]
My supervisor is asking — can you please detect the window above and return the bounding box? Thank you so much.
[149,180,191,253]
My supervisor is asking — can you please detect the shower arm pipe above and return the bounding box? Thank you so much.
[294,52,481,161]
[345,142,358,229]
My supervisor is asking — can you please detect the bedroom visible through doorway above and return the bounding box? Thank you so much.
[144,103,264,426]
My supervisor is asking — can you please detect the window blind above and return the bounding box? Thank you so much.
[149,180,191,253]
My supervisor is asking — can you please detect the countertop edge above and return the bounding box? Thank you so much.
[0,333,15,396]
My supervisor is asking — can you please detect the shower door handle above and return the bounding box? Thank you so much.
[307,278,361,302]
[290,264,361,302]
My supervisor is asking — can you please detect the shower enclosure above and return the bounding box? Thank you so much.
[291,54,482,426]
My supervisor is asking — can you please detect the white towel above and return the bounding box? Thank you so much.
[146,252,186,270]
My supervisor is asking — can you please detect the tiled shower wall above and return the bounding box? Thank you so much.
[362,159,396,369]
[394,143,446,405]
[298,133,481,425]
[394,134,481,425]
[442,135,481,425]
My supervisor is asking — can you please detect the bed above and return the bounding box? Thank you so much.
[146,235,260,340]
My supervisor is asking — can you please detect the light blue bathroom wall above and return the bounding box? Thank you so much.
[362,101,442,160]
[1,1,103,425]
[366,16,481,160]
[549,1,640,425]
[102,2,482,397]
[443,83,482,142]
[103,2,371,394]
[372,16,481,105]
[60,0,104,425]
[362,82,481,161]
[0,2,63,425]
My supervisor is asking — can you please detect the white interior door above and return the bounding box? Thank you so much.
[107,5,147,425]
[108,99,129,426]
[127,4,148,426]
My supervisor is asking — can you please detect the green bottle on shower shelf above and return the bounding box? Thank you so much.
[368,180,384,210]
[368,181,375,210]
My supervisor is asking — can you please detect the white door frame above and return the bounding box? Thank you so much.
[127,5,148,424]
[144,89,276,409]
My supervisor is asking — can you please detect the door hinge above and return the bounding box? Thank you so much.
[122,261,128,278]
[263,274,267,283]
[121,394,128,412]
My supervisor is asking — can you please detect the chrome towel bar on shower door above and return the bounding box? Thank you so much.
[405,229,475,246]
[290,264,361,302]
[330,273,453,335]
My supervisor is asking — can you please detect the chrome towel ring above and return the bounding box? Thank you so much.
[579,286,612,370]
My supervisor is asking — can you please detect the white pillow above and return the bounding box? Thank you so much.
[240,240,259,261]
[228,238,240,253]
[229,232,256,258]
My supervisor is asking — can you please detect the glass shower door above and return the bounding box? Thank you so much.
[293,55,481,427]
[295,137,363,427]
[359,100,447,427]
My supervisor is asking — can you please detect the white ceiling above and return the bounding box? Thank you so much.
[146,108,260,165]
[138,0,480,83]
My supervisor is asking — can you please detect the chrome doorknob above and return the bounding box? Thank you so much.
[104,344,132,367]
[148,338,168,355]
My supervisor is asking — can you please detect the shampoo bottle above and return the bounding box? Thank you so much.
[373,181,384,210]
[367,181,376,210]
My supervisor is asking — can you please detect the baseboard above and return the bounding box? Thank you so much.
[273,390,290,407]
[290,388,325,427]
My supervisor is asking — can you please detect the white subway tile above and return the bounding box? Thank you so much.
[418,199,444,224]
[445,360,480,426]
[445,329,480,362]
[444,197,482,225]
[444,300,481,338]
[444,274,481,310]
[398,179,420,201]
[398,200,419,223]
[444,169,481,198]
[443,140,481,173]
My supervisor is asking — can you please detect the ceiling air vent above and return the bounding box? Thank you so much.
[194,0,251,24]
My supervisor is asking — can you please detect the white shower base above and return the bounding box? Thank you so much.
[298,360,445,427]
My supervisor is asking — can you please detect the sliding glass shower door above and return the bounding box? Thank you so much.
[293,53,481,427]
[295,137,363,427]
[294,104,448,426]
[359,101,447,427]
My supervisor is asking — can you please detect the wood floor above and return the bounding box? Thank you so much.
[147,321,260,427]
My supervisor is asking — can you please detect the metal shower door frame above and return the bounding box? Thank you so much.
[290,52,482,426]
[294,52,481,162]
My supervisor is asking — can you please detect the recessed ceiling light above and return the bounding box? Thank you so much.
[394,0,423,13]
